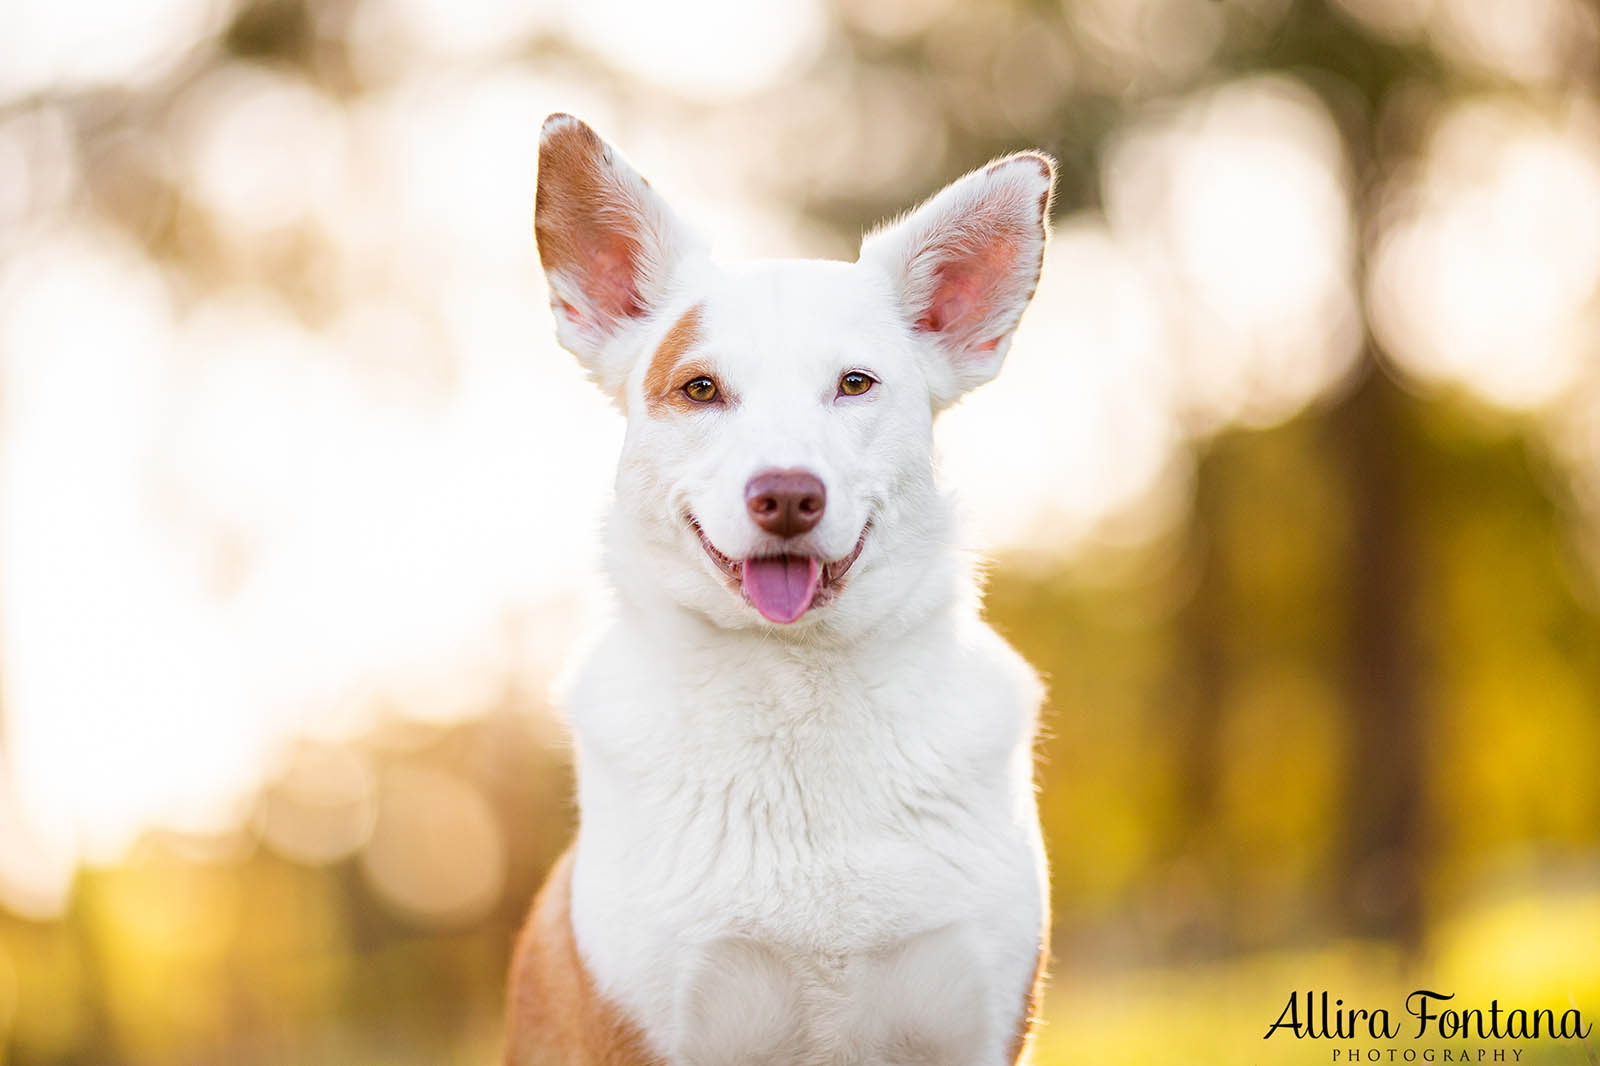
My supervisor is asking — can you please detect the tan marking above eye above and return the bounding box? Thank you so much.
[642,305,706,417]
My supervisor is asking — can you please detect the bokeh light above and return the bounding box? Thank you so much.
[1369,95,1600,411]
[359,764,505,926]
[0,0,223,100]
[1103,76,1361,431]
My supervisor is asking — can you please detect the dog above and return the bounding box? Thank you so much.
[506,114,1054,1066]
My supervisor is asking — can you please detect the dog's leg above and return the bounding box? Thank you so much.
[851,924,992,1066]
[672,938,815,1066]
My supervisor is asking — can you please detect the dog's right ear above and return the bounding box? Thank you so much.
[535,114,701,397]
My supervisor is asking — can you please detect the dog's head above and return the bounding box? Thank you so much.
[534,114,1053,635]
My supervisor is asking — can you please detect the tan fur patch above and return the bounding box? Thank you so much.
[505,847,662,1066]
[642,305,706,416]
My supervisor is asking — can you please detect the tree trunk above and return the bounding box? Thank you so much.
[1328,363,1427,950]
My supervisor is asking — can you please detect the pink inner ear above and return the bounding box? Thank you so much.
[583,235,645,323]
[912,236,1020,355]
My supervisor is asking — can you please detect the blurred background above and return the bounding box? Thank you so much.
[2,0,1599,1062]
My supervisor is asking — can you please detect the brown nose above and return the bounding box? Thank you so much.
[745,469,825,537]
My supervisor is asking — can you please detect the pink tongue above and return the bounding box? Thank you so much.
[741,555,821,624]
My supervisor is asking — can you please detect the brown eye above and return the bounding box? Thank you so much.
[838,371,874,397]
[683,377,719,403]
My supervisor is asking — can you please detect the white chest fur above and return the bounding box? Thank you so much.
[565,610,1047,1065]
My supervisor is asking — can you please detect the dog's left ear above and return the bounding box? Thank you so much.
[535,113,703,397]
[859,152,1055,409]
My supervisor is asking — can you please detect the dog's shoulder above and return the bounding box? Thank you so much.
[903,613,1047,749]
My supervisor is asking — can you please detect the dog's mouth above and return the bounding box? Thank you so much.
[688,517,869,624]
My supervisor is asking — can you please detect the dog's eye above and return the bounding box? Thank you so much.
[838,371,875,397]
[682,377,719,403]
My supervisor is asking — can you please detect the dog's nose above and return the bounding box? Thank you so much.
[745,470,825,537]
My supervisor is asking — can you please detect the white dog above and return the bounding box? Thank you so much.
[507,114,1054,1066]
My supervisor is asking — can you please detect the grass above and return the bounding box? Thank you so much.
[1029,885,1600,1066]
